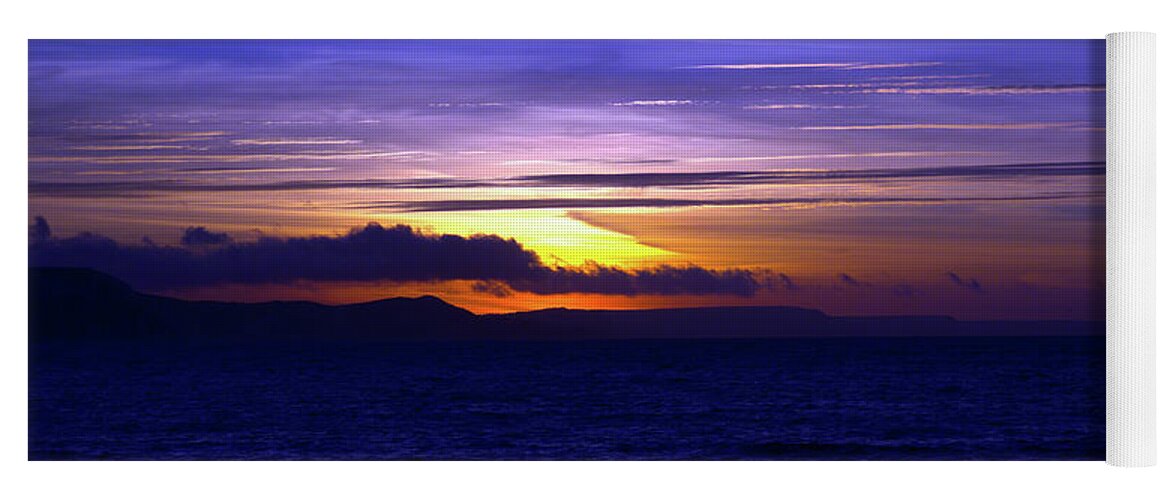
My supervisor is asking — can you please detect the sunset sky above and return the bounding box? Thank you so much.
[28,40,1105,319]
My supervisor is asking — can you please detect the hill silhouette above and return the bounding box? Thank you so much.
[29,267,1104,342]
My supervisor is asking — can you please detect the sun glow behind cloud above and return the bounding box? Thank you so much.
[391,209,678,268]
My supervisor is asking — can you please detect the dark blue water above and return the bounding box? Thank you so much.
[29,337,1104,460]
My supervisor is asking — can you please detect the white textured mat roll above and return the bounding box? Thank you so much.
[1106,31,1156,467]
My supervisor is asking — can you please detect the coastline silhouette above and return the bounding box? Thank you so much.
[31,267,1103,342]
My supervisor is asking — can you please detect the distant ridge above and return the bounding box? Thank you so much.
[29,267,1104,342]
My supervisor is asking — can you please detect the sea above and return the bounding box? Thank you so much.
[29,336,1105,460]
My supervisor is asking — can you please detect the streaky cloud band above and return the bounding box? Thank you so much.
[355,193,1101,213]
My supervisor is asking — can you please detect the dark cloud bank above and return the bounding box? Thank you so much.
[181,226,233,246]
[28,218,760,296]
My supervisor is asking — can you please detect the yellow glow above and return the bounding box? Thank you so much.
[392,209,676,267]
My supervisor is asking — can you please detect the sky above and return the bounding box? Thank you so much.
[28,40,1105,319]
